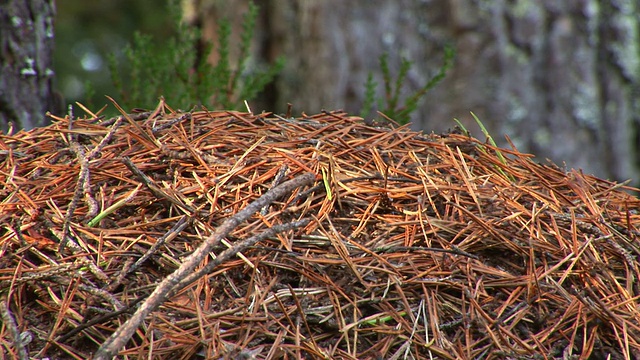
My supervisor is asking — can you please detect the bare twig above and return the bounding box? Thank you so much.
[172,218,310,296]
[94,172,315,359]
[122,156,197,215]
[128,215,192,275]
[0,299,29,360]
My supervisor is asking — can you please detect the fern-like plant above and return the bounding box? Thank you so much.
[107,0,284,111]
[361,45,455,124]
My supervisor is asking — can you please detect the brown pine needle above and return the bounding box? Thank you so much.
[0,102,638,359]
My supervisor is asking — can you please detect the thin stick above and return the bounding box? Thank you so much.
[0,299,29,360]
[121,156,197,214]
[94,172,315,359]
[172,218,310,297]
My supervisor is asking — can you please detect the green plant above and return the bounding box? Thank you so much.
[454,113,515,182]
[361,45,455,124]
[107,0,284,111]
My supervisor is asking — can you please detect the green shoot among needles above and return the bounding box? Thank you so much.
[455,113,515,182]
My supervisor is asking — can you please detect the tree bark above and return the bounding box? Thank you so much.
[186,0,640,183]
[0,0,58,131]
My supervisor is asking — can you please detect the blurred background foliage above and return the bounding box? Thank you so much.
[55,0,283,114]
[54,0,174,111]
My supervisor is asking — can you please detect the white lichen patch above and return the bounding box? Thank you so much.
[610,0,640,81]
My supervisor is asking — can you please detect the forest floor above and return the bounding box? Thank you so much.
[1,101,639,359]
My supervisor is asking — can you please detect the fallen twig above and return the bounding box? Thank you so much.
[94,172,315,359]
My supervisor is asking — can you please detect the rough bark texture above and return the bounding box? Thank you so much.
[188,0,639,183]
[0,0,57,131]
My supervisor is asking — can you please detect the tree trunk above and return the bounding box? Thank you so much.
[0,0,58,131]
[186,0,640,184]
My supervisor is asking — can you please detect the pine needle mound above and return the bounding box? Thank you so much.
[1,103,639,359]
